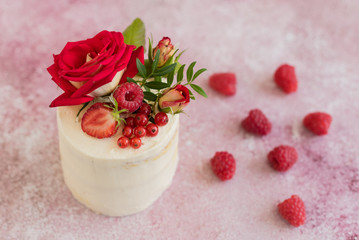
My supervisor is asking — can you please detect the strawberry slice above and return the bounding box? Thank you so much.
[81,103,118,139]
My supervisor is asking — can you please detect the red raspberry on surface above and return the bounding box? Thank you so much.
[303,112,332,135]
[209,73,236,96]
[267,145,298,172]
[241,109,272,136]
[278,195,306,227]
[113,82,144,113]
[81,103,118,139]
[210,152,236,181]
[274,64,298,94]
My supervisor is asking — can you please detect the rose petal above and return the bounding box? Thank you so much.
[120,46,144,84]
[47,63,77,92]
[49,92,93,107]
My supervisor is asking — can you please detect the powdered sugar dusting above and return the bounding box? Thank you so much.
[1,0,359,239]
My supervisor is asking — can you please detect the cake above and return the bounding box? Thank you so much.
[47,18,207,216]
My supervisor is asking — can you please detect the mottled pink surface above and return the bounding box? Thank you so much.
[1,0,359,239]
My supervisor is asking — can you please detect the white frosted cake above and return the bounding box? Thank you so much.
[47,19,207,216]
[57,105,179,216]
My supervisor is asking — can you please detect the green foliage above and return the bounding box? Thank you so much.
[123,18,146,49]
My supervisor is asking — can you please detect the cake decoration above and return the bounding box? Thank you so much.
[48,18,207,149]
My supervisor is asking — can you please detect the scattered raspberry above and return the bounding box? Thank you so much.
[278,195,306,227]
[209,73,236,96]
[267,145,298,171]
[81,103,118,139]
[113,82,144,113]
[241,109,272,136]
[303,112,332,135]
[274,64,298,93]
[210,152,236,181]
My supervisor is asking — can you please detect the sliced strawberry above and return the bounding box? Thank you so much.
[81,103,118,139]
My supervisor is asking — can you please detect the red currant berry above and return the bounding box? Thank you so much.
[155,112,168,126]
[117,136,129,148]
[125,116,136,128]
[137,103,152,116]
[134,126,146,138]
[146,123,159,137]
[135,113,149,126]
[122,126,133,138]
[130,137,142,149]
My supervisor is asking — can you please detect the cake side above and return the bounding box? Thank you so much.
[57,105,180,216]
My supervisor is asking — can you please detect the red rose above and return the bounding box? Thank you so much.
[158,84,190,113]
[48,30,144,107]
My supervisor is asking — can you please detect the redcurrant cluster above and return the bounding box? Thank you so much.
[117,103,169,149]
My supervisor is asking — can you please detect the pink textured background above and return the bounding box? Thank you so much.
[1,0,359,239]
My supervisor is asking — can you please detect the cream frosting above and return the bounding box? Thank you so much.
[57,105,179,216]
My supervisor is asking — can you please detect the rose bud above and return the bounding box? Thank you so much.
[152,37,175,67]
[158,85,190,113]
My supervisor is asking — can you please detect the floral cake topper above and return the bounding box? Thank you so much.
[48,18,207,148]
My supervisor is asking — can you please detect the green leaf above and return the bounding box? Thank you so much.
[190,83,208,98]
[186,61,196,82]
[175,50,185,62]
[177,64,186,83]
[188,88,195,100]
[123,18,146,48]
[192,68,207,81]
[154,76,162,82]
[143,91,158,101]
[167,70,174,86]
[145,81,169,90]
[76,102,90,118]
[152,50,160,73]
[153,63,177,77]
[144,85,150,92]
[126,77,137,84]
[148,37,153,64]
[136,58,147,78]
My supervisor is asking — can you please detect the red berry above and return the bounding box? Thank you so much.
[209,72,236,96]
[113,82,144,113]
[117,136,129,148]
[267,145,298,172]
[134,126,146,138]
[130,137,142,149]
[155,112,168,126]
[137,103,152,116]
[122,126,133,138]
[303,112,332,135]
[125,117,136,128]
[274,64,298,94]
[135,113,148,126]
[278,195,306,227]
[210,152,236,181]
[146,123,159,137]
[241,109,272,136]
[81,103,118,139]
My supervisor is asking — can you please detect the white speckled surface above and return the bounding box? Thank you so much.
[1,0,359,239]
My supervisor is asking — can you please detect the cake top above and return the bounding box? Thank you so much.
[47,18,207,148]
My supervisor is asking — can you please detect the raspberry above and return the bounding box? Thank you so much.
[113,82,144,113]
[241,109,272,136]
[274,64,298,93]
[210,152,236,181]
[209,73,236,96]
[267,145,298,171]
[278,195,306,227]
[303,112,332,135]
